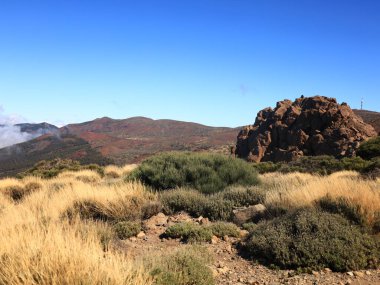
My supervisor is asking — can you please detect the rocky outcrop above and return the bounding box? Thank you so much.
[235,96,377,162]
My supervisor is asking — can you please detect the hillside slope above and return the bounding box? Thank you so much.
[353,109,380,134]
[0,117,238,177]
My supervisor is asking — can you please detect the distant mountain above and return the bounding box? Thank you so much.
[15,122,59,135]
[0,117,238,177]
[353,109,380,134]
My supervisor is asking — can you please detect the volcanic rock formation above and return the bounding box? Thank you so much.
[235,96,377,162]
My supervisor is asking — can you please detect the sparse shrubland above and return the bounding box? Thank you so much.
[128,152,260,194]
[0,151,379,283]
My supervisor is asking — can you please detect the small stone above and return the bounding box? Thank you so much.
[353,271,364,278]
[200,217,210,225]
[136,231,145,238]
[311,271,319,276]
[365,270,371,275]
[347,272,354,277]
[324,268,332,273]
[223,235,230,242]
[211,235,219,244]
[195,216,203,223]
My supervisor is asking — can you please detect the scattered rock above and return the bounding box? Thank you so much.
[347,272,354,277]
[232,204,266,225]
[143,212,168,230]
[136,231,146,238]
[235,96,377,162]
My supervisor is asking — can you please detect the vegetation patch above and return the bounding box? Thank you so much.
[128,152,260,194]
[357,136,380,160]
[149,246,215,285]
[160,186,265,221]
[164,222,213,243]
[114,221,141,239]
[19,158,104,179]
[245,209,380,272]
[207,222,240,238]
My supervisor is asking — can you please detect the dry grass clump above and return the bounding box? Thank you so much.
[265,171,380,228]
[0,175,156,285]
[63,182,157,222]
[104,164,139,179]
[58,169,102,184]
[0,177,44,201]
[0,217,152,285]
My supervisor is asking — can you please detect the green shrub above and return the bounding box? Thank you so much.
[245,209,379,272]
[19,158,104,179]
[268,155,374,175]
[149,246,215,285]
[207,222,240,238]
[357,137,380,160]
[164,223,213,243]
[214,186,265,207]
[252,161,281,173]
[128,152,260,194]
[113,221,141,239]
[160,186,265,222]
[160,189,208,217]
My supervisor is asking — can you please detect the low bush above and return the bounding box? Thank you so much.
[164,223,213,243]
[114,221,141,239]
[214,186,265,207]
[149,246,214,285]
[245,209,380,272]
[357,136,380,160]
[160,186,265,221]
[128,152,260,194]
[207,222,240,238]
[19,158,104,179]
[253,155,378,175]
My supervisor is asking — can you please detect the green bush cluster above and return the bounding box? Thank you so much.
[165,221,241,243]
[19,158,104,179]
[113,221,141,239]
[357,136,380,160]
[245,209,380,272]
[165,222,213,243]
[160,186,265,221]
[252,155,378,175]
[128,152,260,194]
[207,222,240,238]
[149,246,215,285]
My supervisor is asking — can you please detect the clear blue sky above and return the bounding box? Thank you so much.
[0,0,379,127]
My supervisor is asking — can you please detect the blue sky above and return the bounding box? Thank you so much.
[0,0,379,127]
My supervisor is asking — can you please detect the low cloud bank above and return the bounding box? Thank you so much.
[0,125,37,148]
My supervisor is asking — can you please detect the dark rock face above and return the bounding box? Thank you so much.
[235,96,377,162]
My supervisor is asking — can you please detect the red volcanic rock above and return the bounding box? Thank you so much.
[235,96,377,162]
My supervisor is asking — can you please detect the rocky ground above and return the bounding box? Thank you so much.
[114,212,380,285]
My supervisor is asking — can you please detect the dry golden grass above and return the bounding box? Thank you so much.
[0,174,154,285]
[104,164,139,179]
[264,171,380,226]
[58,169,102,184]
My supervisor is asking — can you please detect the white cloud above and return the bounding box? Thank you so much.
[0,125,36,148]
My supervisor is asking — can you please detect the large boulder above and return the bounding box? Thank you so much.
[236,96,377,162]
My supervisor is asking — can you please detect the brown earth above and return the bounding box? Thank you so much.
[118,212,380,285]
[236,96,377,162]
